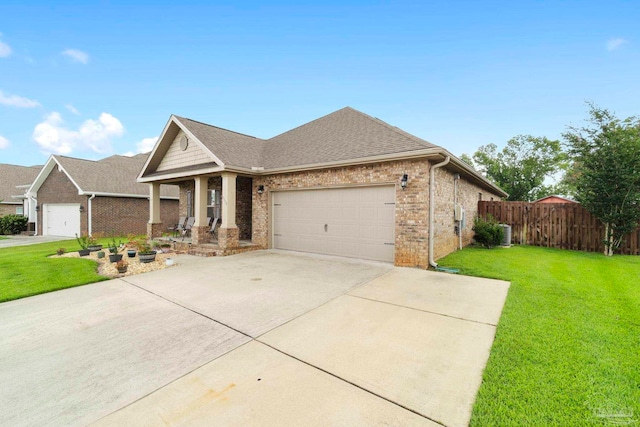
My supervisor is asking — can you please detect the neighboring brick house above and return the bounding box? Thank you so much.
[27,154,179,237]
[139,107,507,268]
[0,164,42,228]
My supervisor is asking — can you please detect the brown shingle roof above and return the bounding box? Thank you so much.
[174,107,438,170]
[55,154,178,198]
[262,107,438,169]
[144,107,506,197]
[173,116,265,169]
[0,164,42,204]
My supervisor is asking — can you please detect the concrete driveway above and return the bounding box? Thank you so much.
[0,250,509,427]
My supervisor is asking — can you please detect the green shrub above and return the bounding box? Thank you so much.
[473,215,504,248]
[0,214,28,235]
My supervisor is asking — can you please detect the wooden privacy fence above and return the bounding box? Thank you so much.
[477,201,640,255]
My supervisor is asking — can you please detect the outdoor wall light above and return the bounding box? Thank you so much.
[35,205,39,212]
[79,205,85,213]
[257,185,265,195]
[400,174,409,190]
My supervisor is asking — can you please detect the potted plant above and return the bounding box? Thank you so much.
[75,233,91,256]
[127,248,137,258]
[97,250,105,259]
[87,235,102,252]
[137,241,156,263]
[160,243,172,253]
[108,237,122,254]
[115,259,128,273]
[108,239,123,263]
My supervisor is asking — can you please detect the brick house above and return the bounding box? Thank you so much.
[0,164,42,228]
[27,154,179,237]
[139,107,507,268]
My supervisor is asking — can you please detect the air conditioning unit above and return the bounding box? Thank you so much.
[499,224,512,247]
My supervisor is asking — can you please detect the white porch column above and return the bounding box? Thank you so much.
[194,176,209,227]
[218,172,239,250]
[221,172,237,228]
[147,182,162,238]
[149,183,161,223]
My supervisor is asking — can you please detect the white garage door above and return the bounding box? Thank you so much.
[273,186,395,262]
[44,204,81,237]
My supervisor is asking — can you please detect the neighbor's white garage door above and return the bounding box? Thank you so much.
[43,204,81,237]
[273,186,396,262]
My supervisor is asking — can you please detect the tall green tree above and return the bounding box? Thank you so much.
[563,105,640,256]
[466,135,566,201]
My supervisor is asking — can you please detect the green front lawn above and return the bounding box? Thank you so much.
[0,240,108,302]
[438,246,640,426]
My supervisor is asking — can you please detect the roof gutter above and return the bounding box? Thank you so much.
[78,191,178,200]
[261,148,442,175]
[429,155,451,268]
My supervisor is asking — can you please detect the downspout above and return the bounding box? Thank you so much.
[88,194,96,236]
[30,195,37,235]
[429,155,451,268]
[454,174,463,250]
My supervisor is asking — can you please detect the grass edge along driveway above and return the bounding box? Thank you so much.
[438,245,640,426]
[0,239,108,302]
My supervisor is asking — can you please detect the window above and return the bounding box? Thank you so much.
[16,206,24,215]
[478,192,483,201]
[186,190,193,217]
[207,189,221,219]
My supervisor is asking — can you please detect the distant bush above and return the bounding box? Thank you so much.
[0,214,28,235]
[473,215,504,249]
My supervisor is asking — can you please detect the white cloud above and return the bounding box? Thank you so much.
[33,112,125,155]
[0,135,9,149]
[136,136,158,153]
[0,35,11,58]
[122,136,157,157]
[607,38,628,51]
[65,104,80,115]
[62,48,89,64]
[0,90,40,108]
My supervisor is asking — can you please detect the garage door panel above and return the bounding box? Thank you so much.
[378,225,396,241]
[44,204,80,237]
[273,186,395,263]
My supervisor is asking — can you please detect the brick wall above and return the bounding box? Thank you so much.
[0,204,19,217]
[168,161,501,267]
[36,167,87,235]
[432,167,503,260]
[178,180,195,219]
[253,159,431,268]
[236,176,252,240]
[92,196,178,236]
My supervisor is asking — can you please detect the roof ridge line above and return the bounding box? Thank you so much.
[266,106,354,141]
[175,116,261,140]
[354,109,437,149]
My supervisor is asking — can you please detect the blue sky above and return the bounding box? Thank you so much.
[1,0,638,166]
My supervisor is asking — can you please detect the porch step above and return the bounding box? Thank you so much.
[187,247,218,257]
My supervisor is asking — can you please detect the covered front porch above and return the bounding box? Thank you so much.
[146,172,260,255]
